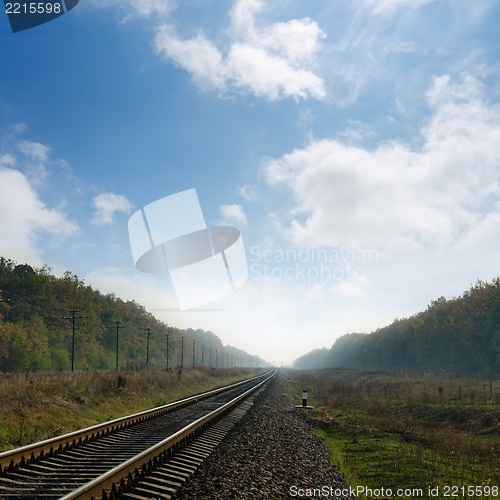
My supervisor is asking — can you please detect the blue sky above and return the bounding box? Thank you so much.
[1,0,500,364]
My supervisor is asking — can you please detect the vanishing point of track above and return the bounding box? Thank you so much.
[0,369,276,500]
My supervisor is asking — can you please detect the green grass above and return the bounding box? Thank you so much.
[288,369,499,499]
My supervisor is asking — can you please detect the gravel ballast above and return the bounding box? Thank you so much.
[176,371,356,499]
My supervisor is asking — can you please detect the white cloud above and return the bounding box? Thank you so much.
[230,0,325,64]
[338,120,377,144]
[0,154,16,167]
[383,41,420,54]
[153,0,326,100]
[0,167,77,265]
[225,43,325,100]
[366,0,441,14]
[238,185,259,202]
[229,0,262,39]
[0,129,78,265]
[87,0,173,21]
[262,74,500,250]
[125,0,172,19]
[219,204,248,228]
[10,123,28,135]
[154,26,226,90]
[16,140,50,162]
[92,193,133,225]
[15,140,52,183]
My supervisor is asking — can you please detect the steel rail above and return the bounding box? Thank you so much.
[0,370,272,471]
[60,369,276,500]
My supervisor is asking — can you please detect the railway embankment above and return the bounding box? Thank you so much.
[176,372,355,499]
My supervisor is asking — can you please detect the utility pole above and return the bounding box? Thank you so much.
[181,336,184,367]
[201,344,205,366]
[209,346,212,367]
[63,309,84,372]
[108,321,124,370]
[192,339,196,367]
[215,348,218,368]
[145,328,153,369]
[166,333,169,369]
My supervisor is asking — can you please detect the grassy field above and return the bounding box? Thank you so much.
[0,366,263,452]
[287,369,499,499]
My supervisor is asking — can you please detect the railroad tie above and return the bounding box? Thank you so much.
[120,397,260,499]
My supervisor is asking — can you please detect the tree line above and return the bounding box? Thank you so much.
[0,257,265,372]
[294,278,500,375]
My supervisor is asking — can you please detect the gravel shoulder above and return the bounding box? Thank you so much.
[176,371,356,499]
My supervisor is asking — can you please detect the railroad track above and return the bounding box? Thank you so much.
[0,369,276,500]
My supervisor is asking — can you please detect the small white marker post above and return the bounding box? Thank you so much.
[295,389,313,409]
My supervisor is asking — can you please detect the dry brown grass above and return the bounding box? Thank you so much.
[0,366,262,451]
